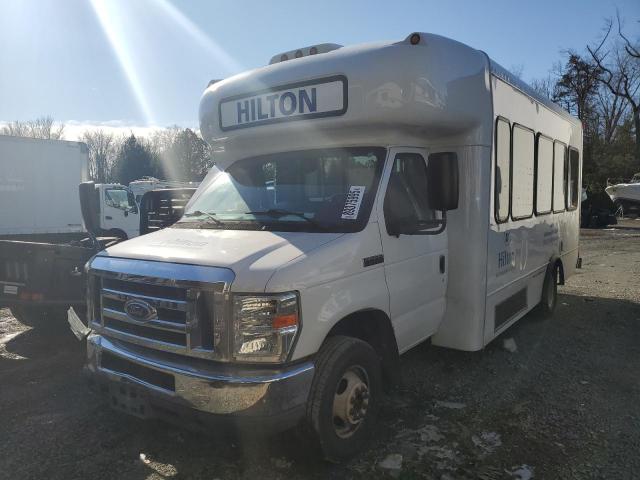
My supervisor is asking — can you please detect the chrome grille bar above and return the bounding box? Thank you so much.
[89,256,234,361]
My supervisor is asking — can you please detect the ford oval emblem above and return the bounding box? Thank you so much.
[124,299,157,323]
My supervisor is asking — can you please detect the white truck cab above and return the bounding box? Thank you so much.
[81,32,582,460]
[95,179,199,239]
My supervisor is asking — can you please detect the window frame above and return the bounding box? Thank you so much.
[566,147,580,211]
[552,140,567,214]
[534,133,554,216]
[510,123,535,221]
[494,116,512,224]
[383,151,438,236]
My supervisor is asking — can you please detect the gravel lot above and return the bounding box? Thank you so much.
[1,222,639,480]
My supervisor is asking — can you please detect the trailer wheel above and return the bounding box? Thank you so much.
[539,265,558,317]
[614,200,625,220]
[10,306,63,329]
[304,335,382,462]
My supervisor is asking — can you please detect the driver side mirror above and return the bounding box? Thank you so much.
[427,152,459,211]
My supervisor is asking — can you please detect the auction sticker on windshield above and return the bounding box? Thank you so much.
[219,76,347,131]
[341,186,365,220]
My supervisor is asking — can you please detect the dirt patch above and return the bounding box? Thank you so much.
[1,222,639,479]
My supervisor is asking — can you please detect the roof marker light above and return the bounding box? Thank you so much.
[410,33,421,45]
[309,46,318,55]
[295,49,303,58]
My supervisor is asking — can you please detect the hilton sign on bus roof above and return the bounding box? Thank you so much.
[218,75,347,131]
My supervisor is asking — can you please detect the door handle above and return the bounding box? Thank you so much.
[105,216,112,220]
[439,255,446,274]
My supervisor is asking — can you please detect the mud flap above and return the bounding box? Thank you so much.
[67,307,91,341]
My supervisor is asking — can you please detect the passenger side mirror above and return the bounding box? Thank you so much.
[427,152,459,211]
[79,182,100,235]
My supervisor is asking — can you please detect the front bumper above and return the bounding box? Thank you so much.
[86,333,314,431]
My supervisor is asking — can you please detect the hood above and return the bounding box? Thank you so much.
[99,227,343,292]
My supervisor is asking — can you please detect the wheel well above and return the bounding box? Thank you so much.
[554,258,565,285]
[325,309,400,389]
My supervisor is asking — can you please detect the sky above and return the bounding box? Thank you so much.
[1,0,639,140]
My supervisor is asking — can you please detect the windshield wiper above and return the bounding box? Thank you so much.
[183,210,222,226]
[245,209,321,228]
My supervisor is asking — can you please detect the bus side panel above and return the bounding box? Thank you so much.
[431,145,490,351]
[483,77,582,345]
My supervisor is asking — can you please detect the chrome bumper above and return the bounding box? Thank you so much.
[86,334,314,426]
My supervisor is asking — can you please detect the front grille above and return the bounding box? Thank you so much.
[92,273,227,360]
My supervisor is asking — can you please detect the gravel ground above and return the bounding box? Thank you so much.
[1,222,639,480]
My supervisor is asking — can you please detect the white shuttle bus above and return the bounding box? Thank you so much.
[79,33,582,460]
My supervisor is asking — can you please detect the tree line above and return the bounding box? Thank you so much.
[1,117,213,184]
[530,13,639,196]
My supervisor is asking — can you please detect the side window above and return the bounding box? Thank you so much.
[511,125,534,219]
[553,142,566,213]
[383,153,435,234]
[535,135,553,215]
[495,118,511,223]
[567,148,580,210]
[105,188,136,212]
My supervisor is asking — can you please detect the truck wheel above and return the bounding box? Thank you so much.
[539,265,558,317]
[305,335,382,462]
[10,306,62,329]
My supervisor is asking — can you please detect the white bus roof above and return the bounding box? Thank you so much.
[200,32,578,161]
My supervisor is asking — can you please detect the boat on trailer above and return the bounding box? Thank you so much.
[605,173,640,217]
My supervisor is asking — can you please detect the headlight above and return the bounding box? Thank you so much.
[232,292,299,362]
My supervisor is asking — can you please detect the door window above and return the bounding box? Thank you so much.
[105,188,137,213]
[383,153,435,235]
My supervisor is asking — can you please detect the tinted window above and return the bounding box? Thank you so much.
[567,148,580,210]
[536,135,553,215]
[511,125,534,219]
[553,142,566,213]
[384,153,435,234]
[495,119,511,222]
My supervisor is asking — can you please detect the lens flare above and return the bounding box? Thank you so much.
[89,0,155,125]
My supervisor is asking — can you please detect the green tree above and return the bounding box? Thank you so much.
[114,134,156,184]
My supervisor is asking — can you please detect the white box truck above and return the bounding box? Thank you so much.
[76,32,582,461]
[0,135,88,238]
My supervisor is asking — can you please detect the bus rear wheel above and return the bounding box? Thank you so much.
[539,265,558,317]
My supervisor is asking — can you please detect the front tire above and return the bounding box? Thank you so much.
[539,265,558,317]
[305,336,382,462]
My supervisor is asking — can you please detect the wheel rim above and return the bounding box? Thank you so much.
[615,202,624,219]
[332,366,370,439]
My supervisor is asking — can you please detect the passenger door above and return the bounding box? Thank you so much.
[378,148,448,352]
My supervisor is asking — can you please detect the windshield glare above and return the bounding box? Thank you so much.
[179,147,385,232]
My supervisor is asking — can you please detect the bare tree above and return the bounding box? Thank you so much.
[588,16,640,164]
[81,130,120,183]
[1,115,65,140]
[530,75,555,100]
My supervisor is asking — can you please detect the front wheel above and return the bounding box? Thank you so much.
[305,336,382,462]
[614,200,625,220]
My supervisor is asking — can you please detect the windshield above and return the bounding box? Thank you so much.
[177,147,385,233]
